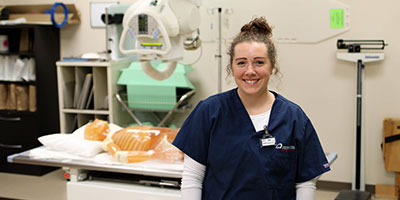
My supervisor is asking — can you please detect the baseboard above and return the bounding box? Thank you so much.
[317,180,375,194]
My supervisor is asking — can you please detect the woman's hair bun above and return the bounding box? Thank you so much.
[240,16,272,37]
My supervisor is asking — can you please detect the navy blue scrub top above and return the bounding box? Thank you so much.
[173,88,330,200]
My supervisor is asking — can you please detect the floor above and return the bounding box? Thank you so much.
[0,169,67,200]
[315,189,395,200]
[316,189,340,200]
[0,169,397,200]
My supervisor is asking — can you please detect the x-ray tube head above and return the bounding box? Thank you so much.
[119,0,201,81]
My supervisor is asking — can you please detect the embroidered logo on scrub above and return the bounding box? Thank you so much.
[275,143,295,152]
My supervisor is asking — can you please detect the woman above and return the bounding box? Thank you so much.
[172,17,330,200]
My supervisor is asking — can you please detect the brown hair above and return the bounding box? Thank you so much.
[226,16,278,77]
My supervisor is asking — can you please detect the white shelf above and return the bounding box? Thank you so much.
[56,60,132,133]
[56,61,110,67]
[61,109,110,115]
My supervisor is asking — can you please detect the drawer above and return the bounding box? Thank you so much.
[0,144,25,166]
[0,114,40,149]
[0,113,57,175]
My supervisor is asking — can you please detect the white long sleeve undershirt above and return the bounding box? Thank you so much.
[181,154,205,200]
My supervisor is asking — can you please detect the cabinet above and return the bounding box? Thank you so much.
[0,25,60,175]
[56,60,132,133]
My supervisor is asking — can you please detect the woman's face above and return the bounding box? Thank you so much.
[232,41,273,97]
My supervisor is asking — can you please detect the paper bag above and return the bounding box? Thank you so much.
[6,83,16,110]
[16,84,28,111]
[0,83,7,109]
[29,85,36,112]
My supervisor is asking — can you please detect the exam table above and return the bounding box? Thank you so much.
[7,146,337,200]
[8,146,182,200]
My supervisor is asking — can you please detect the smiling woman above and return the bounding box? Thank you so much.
[172,16,330,200]
[231,41,274,115]
[227,17,278,77]
[227,17,278,115]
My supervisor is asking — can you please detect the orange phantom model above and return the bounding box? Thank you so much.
[84,119,110,141]
[100,125,183,163]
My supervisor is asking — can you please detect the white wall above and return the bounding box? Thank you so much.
[3,0,400,187]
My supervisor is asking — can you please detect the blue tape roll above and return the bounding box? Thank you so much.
[46,2,69,28]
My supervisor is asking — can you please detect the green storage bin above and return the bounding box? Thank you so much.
[117,62,195,111]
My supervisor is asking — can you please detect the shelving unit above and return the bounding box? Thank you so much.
[0,24,60,175]
[56,60,132,133]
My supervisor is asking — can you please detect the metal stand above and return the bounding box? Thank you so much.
[355,59,363,190]
[217,7,222,93]
[116,90,196,127]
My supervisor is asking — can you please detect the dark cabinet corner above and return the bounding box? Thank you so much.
[0,24,60,176]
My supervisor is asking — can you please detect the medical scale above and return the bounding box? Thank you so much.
[336,39,387,199]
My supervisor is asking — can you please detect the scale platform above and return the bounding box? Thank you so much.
[335,190,371,200]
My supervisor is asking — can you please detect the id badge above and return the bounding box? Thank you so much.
[260,125,275,148]
[260,137,276,148]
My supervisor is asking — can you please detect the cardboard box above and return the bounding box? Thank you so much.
[383,118,400,172]
[375,184,397,199]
